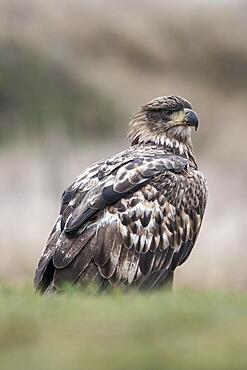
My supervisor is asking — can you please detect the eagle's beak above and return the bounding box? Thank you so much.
[183,108,199,131]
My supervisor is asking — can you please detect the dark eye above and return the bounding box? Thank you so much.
[165,110,173,116]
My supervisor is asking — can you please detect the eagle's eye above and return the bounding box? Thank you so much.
[165,110,173,116]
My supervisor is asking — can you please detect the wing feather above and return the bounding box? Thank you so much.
[53,240,93,290]
[92,220,118,266]
[53,224,96,269]
[98,234,122,279]
[34,216,61,290]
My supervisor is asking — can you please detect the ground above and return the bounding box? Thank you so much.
[0,285,247,370]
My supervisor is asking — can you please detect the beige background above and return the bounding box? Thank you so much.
[0,0,246,290]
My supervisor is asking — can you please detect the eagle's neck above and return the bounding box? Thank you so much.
[145,137,197,166]
[159,137,197,167]
[131,135,197,168]
[128,114,197,167]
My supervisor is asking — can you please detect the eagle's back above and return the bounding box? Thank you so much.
[34,144,207,293]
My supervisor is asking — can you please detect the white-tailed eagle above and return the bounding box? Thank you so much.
[34,95,207,293]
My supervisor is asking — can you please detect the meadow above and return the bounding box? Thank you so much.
[1,285,247,370]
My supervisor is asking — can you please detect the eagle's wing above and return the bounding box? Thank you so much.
[63,154,188,233]
[34,150,135,290]
[34,150,207,292]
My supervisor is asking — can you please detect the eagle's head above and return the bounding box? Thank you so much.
[128,95,199,148]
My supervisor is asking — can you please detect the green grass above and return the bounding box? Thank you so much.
[1,285,247,370]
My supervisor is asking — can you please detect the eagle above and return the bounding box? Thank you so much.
[34,95,207,294]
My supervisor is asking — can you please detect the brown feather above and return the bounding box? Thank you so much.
[98,234,122,279]
[53,240,93,290]
[53,225,96,269]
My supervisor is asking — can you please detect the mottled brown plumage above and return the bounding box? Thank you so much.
[34,95,207,293]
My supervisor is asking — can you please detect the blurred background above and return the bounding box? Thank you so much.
[0,0,247,290]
